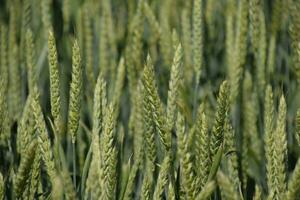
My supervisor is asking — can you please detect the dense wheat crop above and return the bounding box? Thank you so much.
[1,0,300,199]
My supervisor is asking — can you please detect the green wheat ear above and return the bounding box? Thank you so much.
[0,172,3,199]
[142,55,171,150]
[68,39,82,143]
[153,155,170,199]
[286,157,300,200]
[167,43,182,130]
[48,30,61,134]
[210,80,229,158]
[264,85,275,193]
[192,0,203,86]
[295,108,300,146]
[25,29,36,93]
[14,140,37,198]
[272,95,287,199]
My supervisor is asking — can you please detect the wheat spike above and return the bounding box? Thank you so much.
[68,39,82,143]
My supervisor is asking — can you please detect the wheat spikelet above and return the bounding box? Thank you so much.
[153,155,170,199]
[25,29,36,92]
[230,0,248,102]
[286,158,300,200]
[194,109,210,190]
[264,85,276,193]
[41,0,52,35]
[167,44,182,130]
[181,9,193,82]
[142,55,171,150]
[192,0,203,86]
[254,185,263,200]
[28,148,41,199]
[8,4,22,119]
[14,140,37,198]
[217,171,239,200]
[176,112,196,199]
[210,81,229,157]
[100,104,117,199]
[32,86,56,183]
[48,30,61,134]
[83,3,95,89]
[272,95,287,199]
[68,39,82,143]
[195,181,216,200]
[0,172,4,199]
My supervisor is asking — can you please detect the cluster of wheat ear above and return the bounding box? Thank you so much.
[1,0,300,199]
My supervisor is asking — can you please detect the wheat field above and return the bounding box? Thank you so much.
[0,0,300,199]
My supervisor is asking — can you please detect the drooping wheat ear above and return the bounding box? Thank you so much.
[181,8,193,82]
[48,30,61,133]
[295,109,300,146]
[144,1,161,43]
[154,155,170,199]
[192,0,203,86]
[249,0,261,55]
[264,85,275,193]
[176,112,196,199]
[8,4,22,119]
[196,181,216,200]
[194,109,210,190]
[25,29,36,92]
[83,3,95,89]
[143,55,171,150]
[210,80,229,157]
[27,147,41,200]
[230,0,248,103]
[272,95,287,199]
[167,43,182,130]
[14,140,37,198]
[100,104,117,199]
[217,171,239,200]
[68,39,82,143]
[32,86,56,183]
[0,172,3,199]
[257,10,267,96]
[286,157,300,200]
[254,185,263,200]
[41,0,52,35]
